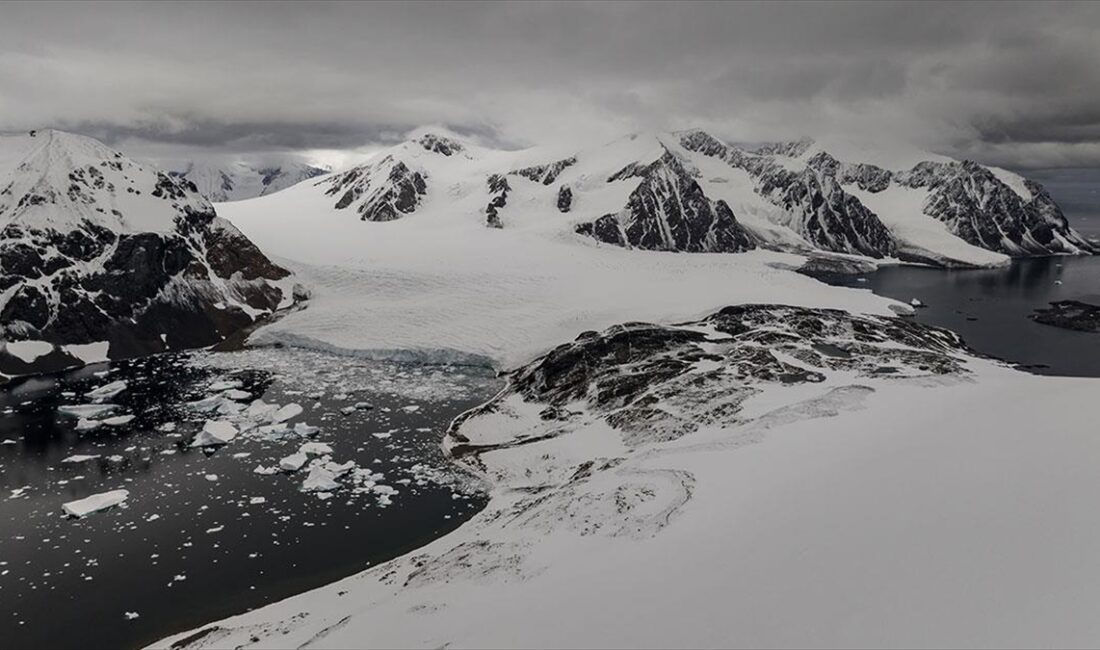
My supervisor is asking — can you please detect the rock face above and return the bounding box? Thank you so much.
[1031,300,1100,333]
[556,185,572,213]
[448,304,970,456]
[169,161,329,202]
[575,151,755,253]
[485,174,509,229]
[892,161,1091,255]
[678,132,896,258]
[513,157,577,185]
[678,130,1091,261]
[0,130,291,377]
[324,156,428,222]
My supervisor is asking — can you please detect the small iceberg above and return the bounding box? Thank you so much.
[62,489,129,517]
[190,420,238,447]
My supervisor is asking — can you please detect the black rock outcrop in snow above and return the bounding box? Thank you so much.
[576,151,755,253]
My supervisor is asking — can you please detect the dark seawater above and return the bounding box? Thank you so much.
[0,349,500,650]
[818,254,1100,377]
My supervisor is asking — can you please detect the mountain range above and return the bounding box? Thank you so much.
[168,160,329,202]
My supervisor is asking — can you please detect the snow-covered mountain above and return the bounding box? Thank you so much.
[250,129,1090,269]
[169,160,329,202]
[0,130,296,377]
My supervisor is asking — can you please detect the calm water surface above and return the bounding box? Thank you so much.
[0,348,499,649]
[819,254,1100,377]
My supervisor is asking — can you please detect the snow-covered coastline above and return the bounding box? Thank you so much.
[150,133,1100,649]
[154,305,1100,649]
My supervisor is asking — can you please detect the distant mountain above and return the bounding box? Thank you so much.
[169,160,329,202]
[0,130,295,378]
[275,128,1091,268]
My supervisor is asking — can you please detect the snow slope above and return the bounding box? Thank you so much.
[156,310,1100,649]
[169,160,329,202]
[218,132,899,369]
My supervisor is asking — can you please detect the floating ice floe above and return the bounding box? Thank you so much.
[62,489,129,517]
[1,439,17,445]
[253,465,279,475]
[272,403,303,423]
[910,298,926,308]
[301,465,340,492]
[75,419,102,431]
[293,423,320,437]
[224,389,251,401]
[58,404,119,419]
[340,406,356,416]
[299,442,333,456]
[103,415,135,426]
[124,612,140,621]
[86,380,127,401]
[190,420,238,447]
[278,452,309,471]
[248,496,266,505]
[208,380,242,392]
[158,422,177,433]
[61,454,100,464]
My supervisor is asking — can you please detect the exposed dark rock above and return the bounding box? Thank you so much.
[1030,300,1100,333]
[557,185,573,213]
[485,174,509,229]
[577,151,755,253]
[417,134,464,156]
[449,304,972,456]
[513,157,577,185]
[324,157,428,222]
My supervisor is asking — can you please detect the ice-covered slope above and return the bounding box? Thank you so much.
[170,160,329,202]
[157,305,1100,649]
[0,130,295,377]
[218,131,900,369]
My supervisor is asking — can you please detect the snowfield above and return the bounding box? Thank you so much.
[155,335,1100,649]
[217,132,901,369]
[152,131,1099,648]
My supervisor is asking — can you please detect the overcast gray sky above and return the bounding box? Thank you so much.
[3,1,1100,172]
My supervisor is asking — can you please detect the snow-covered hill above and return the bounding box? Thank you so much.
[0,130,296,378]
[169,160,329,202]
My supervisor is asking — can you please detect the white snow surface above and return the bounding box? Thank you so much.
[219,132,899,368]
[62,489,128,517]
[154,352,1100,649]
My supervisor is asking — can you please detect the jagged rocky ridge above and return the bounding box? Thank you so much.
[0,130,293,377]
[678,129,1091,260]
[575,151,755,253]
[447,304,971,459]
[263,128,1089,266]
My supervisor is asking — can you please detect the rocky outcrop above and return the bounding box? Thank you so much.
[892,161,1092,255]
[557,185,572,213]
[513,157,577,185]
[1031,300,1100,333]
[448,304,970,455]
[485,174,509,229]
[324,156,428,222]
[576,151,755,253]
[0,130,291,377]
[417,134,464,157]
[679,133,896,258]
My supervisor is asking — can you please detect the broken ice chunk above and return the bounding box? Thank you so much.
[87,380,127,401]
[278,452,309,472]
[253,465,279,475]
[301,465,340,492]
[102,415,135,426]
[62,489,129,517]
[61,454,100,464]
[224,389,251,401]
[58,404,119,419]
[75,419,102,431]
[190,420,238,447]
[271,403,303,423]
[299,442,333,456]
[293,422,320,437]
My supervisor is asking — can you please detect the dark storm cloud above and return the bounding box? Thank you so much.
[2,1,1100,169]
